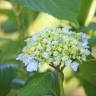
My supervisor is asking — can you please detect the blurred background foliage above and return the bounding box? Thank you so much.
[0,0,96,96]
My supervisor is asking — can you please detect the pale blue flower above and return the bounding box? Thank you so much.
[41,31,46,37]
[85,45,89,49]
[66,63,71,67]
[83,42,89,48]
[59,37,64,42]
[81,32,87,39]
[26,61,39,72]
[16,53,24,61]
[43,52,49,59]
[65,59,72,67]
[84,49,90,55]
[62,28,69,33]
[71,62,79,72]
[32,33,39,42]
[27,56,34,63]
[23,56,35,66]
[79,41,89,49]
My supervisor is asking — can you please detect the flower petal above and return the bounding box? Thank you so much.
[71,62,79,72]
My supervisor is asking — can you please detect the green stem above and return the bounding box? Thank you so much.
[56,71,64,96]
[16,5,25,43]
[13,4,25,46]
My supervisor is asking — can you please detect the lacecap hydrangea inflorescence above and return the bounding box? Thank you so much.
[16,27,90,72]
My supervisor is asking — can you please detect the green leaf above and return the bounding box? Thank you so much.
[12,78,26,89]
[17,71,59,96]
[81,79,96,96]
[80,24,96,31]
[77,60,96,96]
[77,0,96,26]
[0,40,20,63]
[0,64,18,96]
[0,9,18,33]
[0,8,38,33]
[88,38,96,48]
[12,0,81,22]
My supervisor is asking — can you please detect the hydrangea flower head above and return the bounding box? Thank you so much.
[16,27,90,72]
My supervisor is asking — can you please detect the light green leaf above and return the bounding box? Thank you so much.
[12,0,81,22]
[17,71,59,96]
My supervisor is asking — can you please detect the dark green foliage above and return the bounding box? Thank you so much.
[78,0,95,25]
[0,64,18,96]
[17,72,59,96]
[77,60,96,96]
[12,78,26,89]
[81,79,96,96]
[0,39,21,63]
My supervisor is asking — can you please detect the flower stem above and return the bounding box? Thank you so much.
[56,71,64,96]
[13,4,25,46]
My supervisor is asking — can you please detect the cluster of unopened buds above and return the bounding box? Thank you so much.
[16,27,90,72]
